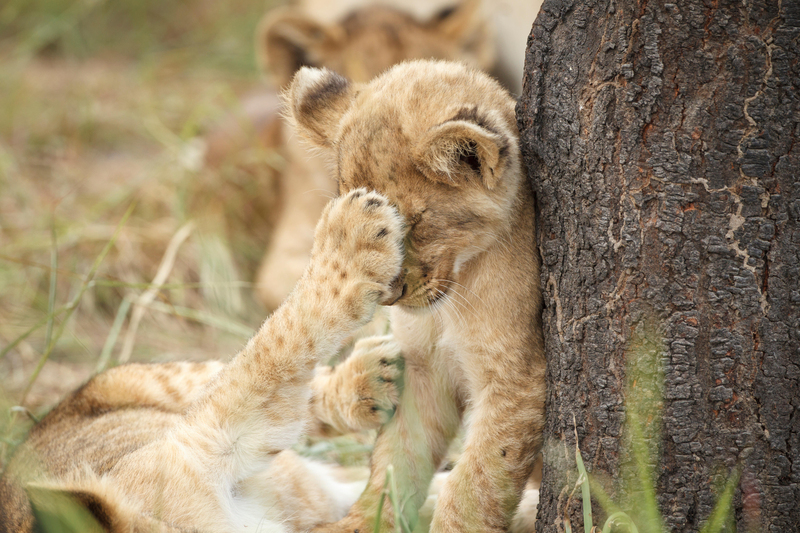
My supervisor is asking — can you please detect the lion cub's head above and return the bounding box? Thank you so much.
[287,60,523,308]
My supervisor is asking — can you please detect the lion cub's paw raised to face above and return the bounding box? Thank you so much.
[288,60,523,309]
[310,188,406,308]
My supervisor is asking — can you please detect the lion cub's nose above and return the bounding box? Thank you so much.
[382,271,407,306]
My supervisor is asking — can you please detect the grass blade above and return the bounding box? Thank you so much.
[118,221,194,364]
[587,476,624,519]
[627,411,662,531]
[146,301,253,338]
[374,467,391,533]
[575,444,593,533]
[44,221,58,352]
[386,464,413,533]
[19,203,135,405]
[602,511,640,533]
[698,468,741,533]
[95,295,133,372]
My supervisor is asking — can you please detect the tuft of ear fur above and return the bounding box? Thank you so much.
[257,8,344,87]
[415,119,509,189]
[287,67,355,148]
[429,0,495,71]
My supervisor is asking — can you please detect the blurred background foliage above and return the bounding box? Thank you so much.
[2,0,268,71]
[0,0,299,464]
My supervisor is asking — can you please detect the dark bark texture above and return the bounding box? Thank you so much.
[517,0,799,531]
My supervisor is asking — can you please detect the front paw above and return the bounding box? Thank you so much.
[311,188,405,305]
[335,335,403,431]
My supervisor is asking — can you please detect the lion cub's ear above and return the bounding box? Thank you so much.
[415,119,509,190]
[257,8,343,87]
[287,67,355,148]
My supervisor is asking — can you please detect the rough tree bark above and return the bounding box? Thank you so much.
[517,0,799,532]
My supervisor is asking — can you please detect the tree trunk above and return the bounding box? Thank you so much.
[517,0,799,532]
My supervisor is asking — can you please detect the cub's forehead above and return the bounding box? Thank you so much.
[340,61,514,139]
[337,109,405,159]
[332,60,515,184]
[336,120,415,183]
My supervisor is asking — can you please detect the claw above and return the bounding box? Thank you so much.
[383,279,407,306]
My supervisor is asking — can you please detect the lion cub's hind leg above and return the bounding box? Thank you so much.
[73,361,225,414]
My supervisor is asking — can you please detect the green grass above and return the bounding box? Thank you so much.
[0,0,285,466]
[27,485,105,533]
[1,0,273,74]
[567,322,740,533]
[373,465,414,533]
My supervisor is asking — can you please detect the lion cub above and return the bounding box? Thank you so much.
[0,189,405,533]
[288,61,545,532]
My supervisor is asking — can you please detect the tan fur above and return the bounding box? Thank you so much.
[287,60,545,532]
[310,335,403,436]
[259,1,493,87]
[295,0,543,95]
[0,189,405,533]
[217,1,495,311]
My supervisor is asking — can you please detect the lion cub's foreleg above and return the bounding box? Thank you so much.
[309,335,403,436]
[320,345,462,533]
[430,373,545,532]
[107,189,405,531]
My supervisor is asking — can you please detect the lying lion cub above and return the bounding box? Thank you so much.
[287,60,545,532]
[0,189,405,533]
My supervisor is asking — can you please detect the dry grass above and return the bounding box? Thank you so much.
[0,0,297,463]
